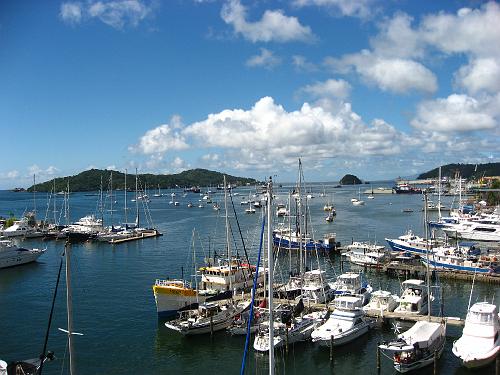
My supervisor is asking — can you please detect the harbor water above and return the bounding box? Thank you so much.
[0,183,497,374]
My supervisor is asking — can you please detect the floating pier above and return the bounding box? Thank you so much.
[109,229,162,244]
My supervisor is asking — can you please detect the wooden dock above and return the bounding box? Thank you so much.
[109,229,162,244]
[364,309,464,327]
[233,293,465,327]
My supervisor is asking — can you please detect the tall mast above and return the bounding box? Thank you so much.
[298,159,303,275]
[33,174,37,215]
[99,175,104,225]
[53,179,57,225]
[193,229,199,304]
[66,179,70,226]
[437,166,442,219]
[124,169,128,224]
[65,242,75,375]
[135,168,139,228]
[110,171,113,225]
[424,192,431,321]
[223,175,232,290]
[267,176,274,375]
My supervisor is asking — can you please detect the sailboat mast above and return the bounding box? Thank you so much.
[298,159,303,275]
[53,179,57,225]
[124,169,128,224]
[193,229,199,304]
[100,175,104,226]
[110,171,113,225]
[424,192,432,321]
[33,174,37,215]
[135,168,139,228]
[223,175,232,291]
[438,167,442,219]
[65,242,75,375]
[267,176,274,374]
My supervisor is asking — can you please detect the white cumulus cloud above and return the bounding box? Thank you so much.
[455,58,500,95]
[292,0,375,19]
[327,51,437,94]
[411,94,497,133]
[130,117,189,154]
[246,48,282,69]
[300,78,351,100]
[60,2,83,24]
[221,0,315,43]
[60,0,153,29]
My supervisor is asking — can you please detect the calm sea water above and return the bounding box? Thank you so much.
[0,183,497,374]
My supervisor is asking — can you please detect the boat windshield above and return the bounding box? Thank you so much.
[467,311,494,325]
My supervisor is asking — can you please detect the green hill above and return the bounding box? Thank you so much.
[340,174,362,185]
[28,169,259,192]
[417,163,500,179]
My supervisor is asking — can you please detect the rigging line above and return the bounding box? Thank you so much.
[39,247,65,375]
[240,215,266,375]
[229,189,253,276]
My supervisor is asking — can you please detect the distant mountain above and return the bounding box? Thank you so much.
[417,163,500,180]
[28,169,259,192]
[340,174,362,185]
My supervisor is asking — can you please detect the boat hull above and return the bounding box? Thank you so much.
[314,323,370,347]
[0,249,45,269]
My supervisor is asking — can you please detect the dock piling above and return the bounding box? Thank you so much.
[376,343,381,374]
[329,335,334,365]
[433,350,437,375]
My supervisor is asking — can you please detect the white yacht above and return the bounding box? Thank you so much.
[296,269,335,304]
[363,290,399,313]
[379,320,446,373]
[452,302,500,368]
[254,304,326,352]
[344,242,391,269]
[385,230,437,256]
[394,279,428,315]
[331,272,372,305]
[311,296,373,347]
[2,219,34,237]
[165,300,250,335]
[0,240,45,269]
[442,221,500,242]
[153,258,265,318]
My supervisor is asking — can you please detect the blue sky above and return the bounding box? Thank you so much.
[1,0,499,188]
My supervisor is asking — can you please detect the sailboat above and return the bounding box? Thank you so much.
[378,193,446,373]
[164,178,253,334]
[351,188,365,206]
[0,242,79,374]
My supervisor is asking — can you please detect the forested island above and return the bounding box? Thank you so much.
[418,163,500,179]
[28,169,259,192]
[339,174,362,185]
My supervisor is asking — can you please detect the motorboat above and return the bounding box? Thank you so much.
[311,296,373,347]
[62,215,103,242]
[421,243,500,274]
[452,302,500,368]
[363,290,399,313]
[385,230,438,256]
[394,279,428,315]
[0,240,45,269]
[254,302,326,352]
[2,219,35,238]
[330,272,372,305]
[273,228,338,252]
[343,242,391,269]
[296,269,335,304]
[379,320,446,373]
[442,221,500,242]
[165,300,251,335]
